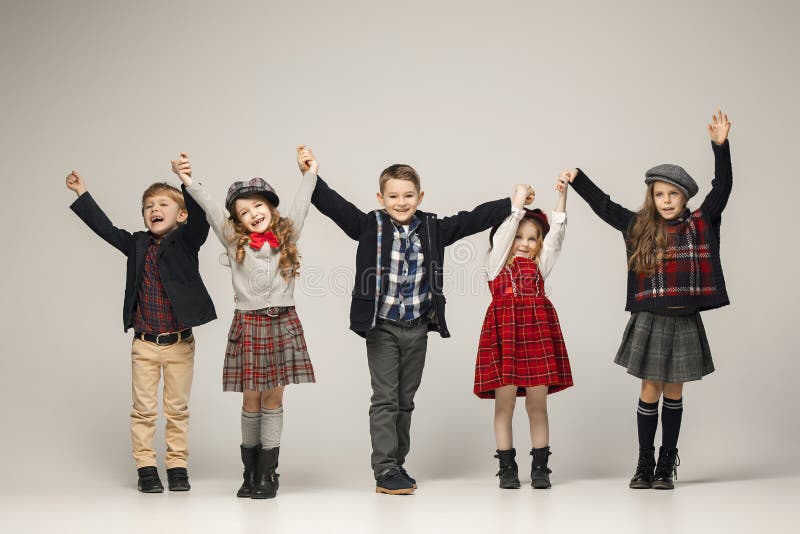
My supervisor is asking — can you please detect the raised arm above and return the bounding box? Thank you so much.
[172,156,235,245]
[538,173,570,279]
[439,189,513,247]
[67,170,133,255]
[700,110,733,220]
[286,145,320,238]
[169,153,210,250]
[486,185,533,279]
[310,175,371,242]
[565,167,634,233]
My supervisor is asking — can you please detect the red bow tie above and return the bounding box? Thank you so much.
[249,231,280,251]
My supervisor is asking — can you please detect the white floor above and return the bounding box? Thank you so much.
[5,475,797,534]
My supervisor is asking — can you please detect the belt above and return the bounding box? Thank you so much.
[136,328,193,346]
[261,306,294,318]
[376,316,428,328]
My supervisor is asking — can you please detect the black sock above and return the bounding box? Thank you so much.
[637,399,659,449]
[661,397,683,449]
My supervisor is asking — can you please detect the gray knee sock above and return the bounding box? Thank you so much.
[241,409,262,447]
[260,406,284,449]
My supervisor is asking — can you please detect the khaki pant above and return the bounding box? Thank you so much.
[130,336,195,469]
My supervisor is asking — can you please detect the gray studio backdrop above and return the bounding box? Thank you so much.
[1,0,797,488]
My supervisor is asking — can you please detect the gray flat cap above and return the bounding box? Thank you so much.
[644,164,698,199]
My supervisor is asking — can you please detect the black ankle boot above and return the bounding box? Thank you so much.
[166,467,190,491]
[652,446,680,490]
[137,466,164,493]
[494,449,521,489]
[237,445,260,498]
[629,447,656,489]
[252,446,280,499]
[530,447,552,489]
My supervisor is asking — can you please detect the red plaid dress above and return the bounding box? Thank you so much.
[474,257,573,398]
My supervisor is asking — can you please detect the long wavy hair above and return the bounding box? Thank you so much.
[627,183,671,276]
[229,194,300,280]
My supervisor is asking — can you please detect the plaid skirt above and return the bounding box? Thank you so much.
[615,311,714,383]
[474,295,573,399]
[223,307,315,392]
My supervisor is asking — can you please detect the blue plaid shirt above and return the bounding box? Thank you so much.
[377,215,431,322]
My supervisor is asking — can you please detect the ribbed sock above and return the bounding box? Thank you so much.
[661,397,683,449]
[261,406,284,449]
[637,399,659,449]
[241,409,261,447]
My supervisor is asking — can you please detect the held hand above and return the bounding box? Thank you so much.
[557,169,578,190]
[512,184,535,209]
[65,170,87,196]
[555,173,571,194]
[297,145,318,175]
[170,152,193,186]
[708,109,731,145]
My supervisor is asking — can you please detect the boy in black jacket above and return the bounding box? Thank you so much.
[300,147,523,494]
[66,169,216,493]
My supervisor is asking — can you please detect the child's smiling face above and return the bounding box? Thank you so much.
[510,219,542,260]
[234,195,273,233]
[376,178,424,225]
[142,194,187,237]
[652,181,687,221]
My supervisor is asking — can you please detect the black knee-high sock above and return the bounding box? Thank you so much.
[661,397,683,449]
[637,399,659,449]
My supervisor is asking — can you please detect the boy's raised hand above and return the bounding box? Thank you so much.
[708,109,731,145]
[170,152,193,186]
[65,170,87,196]
[512,184,535,209]
[296,144,318,175]
[556,170,575,193]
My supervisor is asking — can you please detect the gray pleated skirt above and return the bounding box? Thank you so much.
[615,311,714,383]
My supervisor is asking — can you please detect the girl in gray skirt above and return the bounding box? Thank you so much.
[171,147,319,499]
[561,109,732,490]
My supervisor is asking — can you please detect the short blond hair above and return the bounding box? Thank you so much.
[141,182,186,212]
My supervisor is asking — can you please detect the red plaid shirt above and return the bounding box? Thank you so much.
[133,236,185,334]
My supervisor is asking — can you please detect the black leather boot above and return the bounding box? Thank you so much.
[252,446,280,499]
[166,467,190,491]
[652,446,680,490]
[494,449,521,489]
[237,445,260,498]
[530,447,552,489]
[137,466,164,493]
[629,447,656,489]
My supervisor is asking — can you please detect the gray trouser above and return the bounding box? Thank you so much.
[365,318,429,478]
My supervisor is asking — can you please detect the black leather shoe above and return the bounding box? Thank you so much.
[530,447,552,489]
[375,468,414,495]
[137,466,164,493]
[629,447,656,489]
[399,466,418,489]
[652,446,680,490]
[167,467,191,491]
[495,449,521,489]
[252,447,280,499]
[237,445,260,498]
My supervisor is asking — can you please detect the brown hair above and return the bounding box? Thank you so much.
[627,183,670,275]
[505,218,545,265]
[379,164,421,193]
[141,182,186,212]
[229,194,300,280]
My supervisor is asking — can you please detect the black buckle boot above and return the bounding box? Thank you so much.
[166,467,190,491]
[237,445,260,498]
[629,447,656,489]
[494,449,521,489]
[252,446,280,499]
[530,447,552,489]
[137,466,164,493]
[652,446,680,490]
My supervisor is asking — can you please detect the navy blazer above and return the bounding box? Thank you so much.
[70,186,217,332]
[311,176,511,338]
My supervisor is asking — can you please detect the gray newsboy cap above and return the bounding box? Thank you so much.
[225,177,280,212]
[644,164,698,199]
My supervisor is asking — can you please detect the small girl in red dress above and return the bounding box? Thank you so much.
[474,175,573,490]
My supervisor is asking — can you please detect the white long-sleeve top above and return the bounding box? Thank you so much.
[185,171,317,310]
[486,209,567,281]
